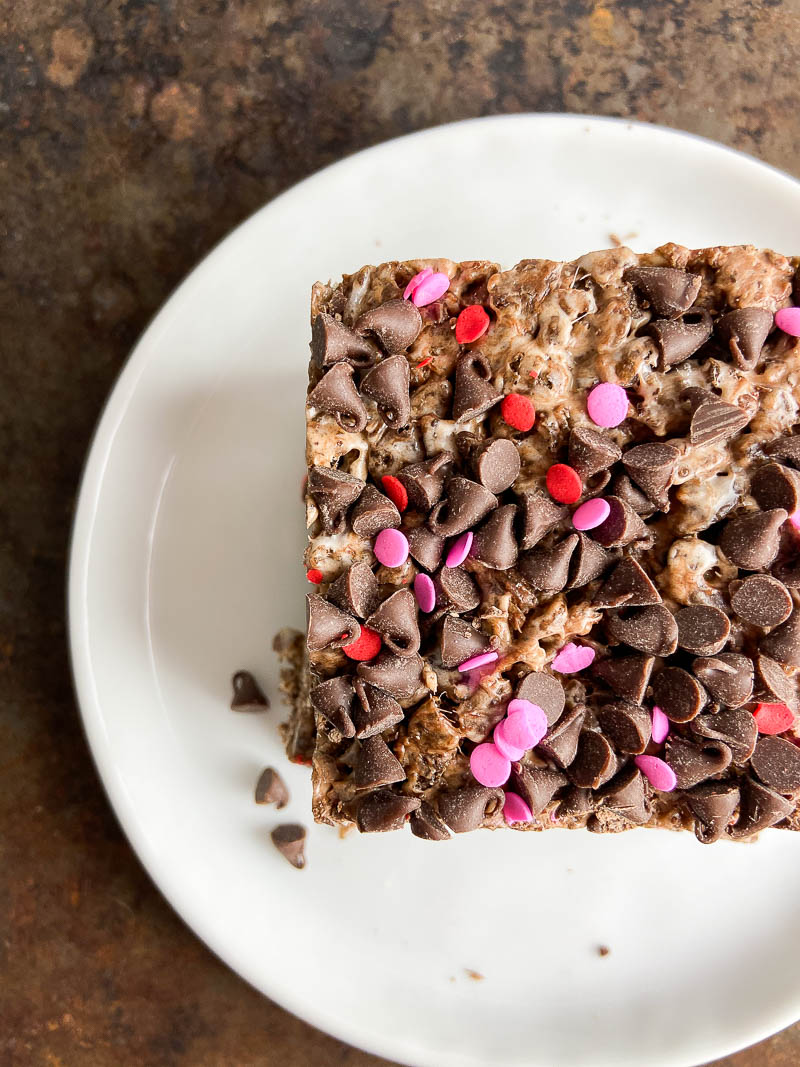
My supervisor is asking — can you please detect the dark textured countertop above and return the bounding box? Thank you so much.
[3,2,799,1064]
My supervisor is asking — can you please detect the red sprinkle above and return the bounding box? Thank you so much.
[343,626,382,661]
[546,463,582,504]
[289,754,312,766]
[753,702,795,735]
[455,305,490,344]
[417,356,433,369]
[382,474,408,512]
[529,369,539,378]
[501,393,536,432]
[306,568,324,584]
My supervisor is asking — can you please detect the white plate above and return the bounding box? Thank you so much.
[69,115,800,1067]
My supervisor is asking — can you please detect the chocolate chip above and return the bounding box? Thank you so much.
[409,801,451,841]
[652,667,708,722]
[518,535,578,593]
[537,706,585,768]
[664,736,731,789]
[440,615,489,669]
[307,362,368,432]
[600,764,650,824]
[452,351,501,421]
[730,574,793,628]
[606,604,678,656]
[230,670,269,711]
[626,266,701,317]
[760,609,800,668]
[365,589,420,657]
[406,525,445,572]
[516,671,565,727]
[648,310,713,368]
[353,735,406,789]
[356,298,422,354]
[356,790,420,832]
[690,397,750,447]
[435,565,481,613]
[397,452,453,511]
[568,731,619,789]
[675,605,731,656]
[685,780,740,843]
[691,708,757,763]
[755,652,797,707]
[254,767,289,807]
[306,593,361,652]
[328,561,381,619]
[352,679,404,739]
[350,485,402,539]
[310,676,357,738]
[621,442,680,510]
[730,776,793,838]
[438,785,504,832]
[751,462,800,514]
[718,307,774,370]
[270,824,307,868]
[556,787,596,818]
[590,496,649,548]
[594,556,661,609]
[471,504,518,570]
[568,426,622,478]
[597,700,652,754]
[516,489,567,550]
[692,653,753,708]
[764,435,800,469]
[772,554,800,588]
[510,764,567,815]
[608,472,655,515]
[567,533,613,589]
[311,312,376,368]
[428,477,497,537]
[720,509,787,570]
[474,438,521,493]
[360,354,411,428]
[356,651,424,699]
[751,736,800,793]
[593,654,654,704]
[307,466,364,535]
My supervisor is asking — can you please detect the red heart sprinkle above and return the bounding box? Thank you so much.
[381,474,408,512]
[306,568,323,584]
[455,305,490,344]
[342,626,382,661]
[501,393,536,432]
[546,463,582,504]
[753,702,795,735]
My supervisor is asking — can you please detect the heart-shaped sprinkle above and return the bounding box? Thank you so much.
[412,271,450,307]
[505,699,548,748]
[572,497,611,531]
[455,305,490,344]
[651,705,671,744]
[551,642,596,674]
[753,701,795,735]
[403,267,432,300]
[503,791,533,825]
[374,528,409,568]
[587,382,629,428]
[413,572,436,613]
[634,754,677,792]
[381,475,408,512]
[446,530,474,568]
[546,463,583,504]
[493,721,526,761]
[470,742,511,787]
[775,307,800,337]
[458,650,499,673]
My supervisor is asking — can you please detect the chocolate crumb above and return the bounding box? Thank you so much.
[597,945,611,958]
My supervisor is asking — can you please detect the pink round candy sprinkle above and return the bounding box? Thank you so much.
[446,531,473,568]
[374,528,409,568]
[651,705,670,745]
[572,497,611,531]
[470,743,511,788]
[458,650,499,673]
[403,267,432,300]
[587,382,629,428]
[505,699,548,748]
[635,754,677,792]
[493,721,526,762]
[414,572,436,613]
[789,509,800,531]
[412,271,450,307]
[551,642,595,674]
[503,791,533,825]
[775,307,800,337]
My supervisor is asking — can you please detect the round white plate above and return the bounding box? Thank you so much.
[69,115,800,1067]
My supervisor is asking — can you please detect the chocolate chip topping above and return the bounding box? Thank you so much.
[568,426,622,479]
[730,574,793,628]
[518,535,578,593]
[568,731,618,789]
[692,653,753,708]
[435,565,481,612]
[353,735,406,789]
[308,362,368,432]
[600,764,650,824]
[621,442,679,509]
[365,589,420,657]
[360,354,412,428]
[270,824,307,868]
[352,679,404,739]
[649,310,713,369]
[591,496,649,548]
[567,533,613,589]
[690,397,750,447]
[397,452,453,511]
[608,472,655,515]
[511,764,567,815]
[593,654,654,704]
[685,780,740,843]
[428,477,497,537]
[772,554,800,588]
[328,561,381,620]
[230,670,269,711]
[664,736,732,789]
[537,706,586,768]
[438,785,504,832]
[306,593,360,652]
[311,312,376,368]
[309,676,357,738]
[729,775,793,838]
[760,609,800,667]
[751,736,800,793]
[440,615,489,669]
[255,767,289,807]
[307,466,364,535]
[755,652,797,707]
[474,438,521,493]
[594,556,661,609]
[406,525,445,572]
[471,504,519,570]
[516,489,567,550]
[597,700,652,754]
[356,789,420,833]
[355,298,422,354]
[556,787,596,818]
[409,801,452,841]
[751,462,800,514]
[691,708,758,763]
[452,351,502,421]
[350,485,402,538]
[516,671,566,727]
[764,435,800,468]
[720,508,787,570]
[718,307,774,370]
[356,651,424,699]
[626,266,701,317]
[652,666,708,722]
[675,605,731,656]
[606,604,678,656]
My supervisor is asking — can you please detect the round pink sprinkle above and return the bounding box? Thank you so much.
[586,382,629,428]
[775,307,800,337]
[458,650,499,673]
[446,531,473,568]
[493,721,526,762]
[651,705,670,745]
[403,267,432,300]
[572,497,611,531]
[412,271,450,307]
[635,754,677,792]
[414,572,436,613]
[504,699,548,748]
[551,642,595,674]
[374,528,409,568]
[470,743,511,788]
[789,509,800,531]
[503,791,533,825]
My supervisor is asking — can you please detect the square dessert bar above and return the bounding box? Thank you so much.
[277,245,800,842]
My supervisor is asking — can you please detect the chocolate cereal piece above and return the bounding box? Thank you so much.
[231,670,269,712]
[255,767,289,807]
[270,824,307,869]
[730,574,792,628]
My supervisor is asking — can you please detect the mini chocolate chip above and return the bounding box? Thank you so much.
[568,426,622,478]
[356,298,422,354]
[626,266,701,317]
[516,489,567,550]
[566,533,613,589]
[406,525,445,572]
[608,472,656,515]
[409,801,451,841]
[350,485,402,538]
[690,398,750,447]
[730,574,793,628]
[516,671,566,727]
[537,706,586,768]
[652,667,707,722]
[600,764,650,824]
[718,307,774,370]
[764,435,800,469]
[311,312,376,368]
[231,670,269,711]
[590,497,649,548]
[438,785,504,832]
[648,309,712,369]
[606,604,678,656]
[691,708,757,763]
[352,679,404,739]
[664,736,731,789]
[751,736,800,793]
[440,615,489,669]
[428,477,497,537]
[568,731,619,789]
[360,354,411,428]
[751,462,800,514]
[692,653,753,708]
[255,767,289,807]
[685,780,740,843]
[356,651,424,699]
[755,652,797,707]
[471,504,519,570]
[397,452,453,511]
[307,466,365,535]
[760,609,800,668]
[308,362,368,432]
[594,556,661,609]
[356,790,420,832]
[593,654,654,704]
[720,509,787,570]
[518,535,578,593]
[310,676,357,738]
[510,763,567,815]
[452,351,502,421]
[366,589,420,657]
[597,700,652,754]
[306,593,360,652]
[729,775,793,838]
[353,735,406,789]
[474,438,521,493]
[675,605,731,656]
[621,442,680,510]
[435,566,481,612]
[556,786,596,818]
[328,561,381,620]
[270,824,307,868]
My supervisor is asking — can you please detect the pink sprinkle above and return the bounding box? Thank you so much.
[414,573,436,613]
[504,700,548,748]
[775,307,800,337]
[403,267,433,300]
[412,272,450,307]
[550,808,558,823]
[586,383,629,428]
[458,650,499,673]
[503,791,533,825]
[572,497,611,531]
[374,528,409,568]
[470,743,511,788]
[789,509,800,530]
[493,721,526,761]
[651,705,670,745]
[551,642,595,674]
[446,531,473,568]
[635,754,677,792]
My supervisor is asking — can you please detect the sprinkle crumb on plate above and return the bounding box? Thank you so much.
[597,945,611,957]
[464,968,485,981]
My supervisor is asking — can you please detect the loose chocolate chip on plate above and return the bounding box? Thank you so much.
[511,763,568,815]
[516,671,566,727]
[310,676,357,738]
[593,655,654,704]
[356,298,422,354]
[568,731,619,790]
[649,310,712,369]
[255,767,289,807]
[720,509,787,570]
[410,801,451,841]
[537,706,586,768]
[360,353,412,428]
[691,708,758,763]
[664,736,732,789]
[406,525,446,572]
[435,566,481,612]
[350,485,402,539]
[437,785,504,833]
[690,397,750,448]
[518,535,578,593]
[730,574,793,628]
[685,780,740,843]
[760,610,800,668]
[452,351,502,421]
[307,466,364,535]
[755,652,797,707]
[764,435,800,469]
[353,735,406,789]
[356,651,424,699]
[428,477,497,537]
[231,670,269,712]
[366,589,420,657]
[568,426,622,478]
[311,312,376,368]
[590,496,649,548]
[567,532,613,589]
[622,442,680,510]
[750,736,800,793]
[308,362,368,432]
[328,561,381,620]
[626,266,701,317]
[473,438,521,494]
[692,653,753,708]
[306,593,361,652]
[717,307,773,370]
[729,775,793,838]
[606,604,678,656]
[270,824,307,868]
[600,764,650,824]
[652,667,707,722]
[352,679,404,739]
[397,452,453,511]
[516,489,567,550]
[597,700,652,754]
[357,790,420,833]
[471,504,519,570]
[751,462,800,514]
[675,605,731,656]
[594,556,661,609]
[439,615,489,669]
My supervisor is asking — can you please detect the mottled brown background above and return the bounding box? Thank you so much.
[2,1,799,1064]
